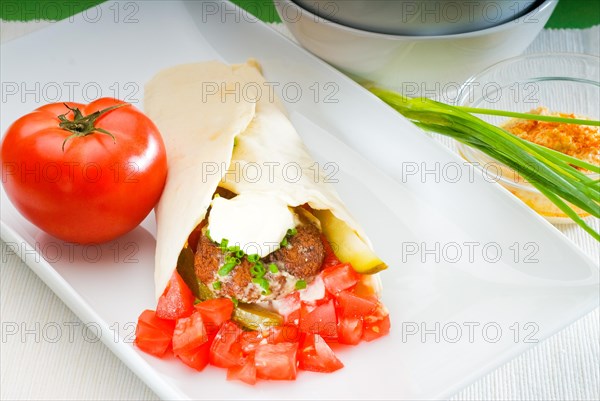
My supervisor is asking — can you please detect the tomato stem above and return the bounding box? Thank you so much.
[58,103,128,152]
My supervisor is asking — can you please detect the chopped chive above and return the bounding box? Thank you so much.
[218,261,237,276]
[212,281,222,290]
[455,106,600,126]
[220,238,229,252]
[231,297,239,307]
[252,277,270,293]
[269,263,279,273]
[370,86,600,241]
[224,256,241,265]
[287,227,298,236]
[205,229,212,241]
[295,279,307,290]
[280,237,288,247]
[228,245,240,253]
[247,254,259,263]
[235,249,244,258]
[250,263,266,278]
[194,299,202,305]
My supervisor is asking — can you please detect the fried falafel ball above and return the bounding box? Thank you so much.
[267,224,325,279]
[193,224,325,303]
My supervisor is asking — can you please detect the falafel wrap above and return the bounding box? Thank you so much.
[144,60,386,306]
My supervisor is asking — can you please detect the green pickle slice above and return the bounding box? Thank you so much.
[232,303,283,331]
[176,247,200,297]
[197,281,215,301]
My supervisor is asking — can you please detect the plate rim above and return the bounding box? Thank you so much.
[0,221,185,400]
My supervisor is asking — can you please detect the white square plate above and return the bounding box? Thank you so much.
[1,1,598,399]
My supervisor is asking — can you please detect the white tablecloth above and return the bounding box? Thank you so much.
[1,20,599,401]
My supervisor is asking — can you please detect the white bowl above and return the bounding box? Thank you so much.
[276,0,557,97]
[293,0,538,36]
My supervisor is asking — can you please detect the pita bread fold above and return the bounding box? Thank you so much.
[145,60,385,298]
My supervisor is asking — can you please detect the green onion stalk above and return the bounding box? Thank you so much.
[369,87,600,241]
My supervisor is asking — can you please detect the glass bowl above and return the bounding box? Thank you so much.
[455,53,600,224]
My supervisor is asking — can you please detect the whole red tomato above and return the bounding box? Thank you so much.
[1,98,167,244]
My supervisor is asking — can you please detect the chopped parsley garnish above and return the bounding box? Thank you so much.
[213,281,222,290]
[269,263,279,273]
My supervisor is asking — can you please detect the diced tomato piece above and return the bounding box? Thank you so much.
[362,304,391,342]
[210,321,244,368]
[194,298,234,335]
[255,342,298,380]
[177,342,210,371]
[172,311,208,355]
[135,309,176,357]
[353,278,378,302]
[138,309,176,334]
[156,271,195,320]
[337,316,363,345]
[269,324,301,344]
[321,234,341,267]
[299,300,338,340]
[363,315,390,342]
[298,333,344,373]
[135,325,173,357]
[227,355,257,385]
[135,330,172,357]
[337,290,377,318]
[286,309,301,326]
[240,330,264,354]
[321,264,359,295]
